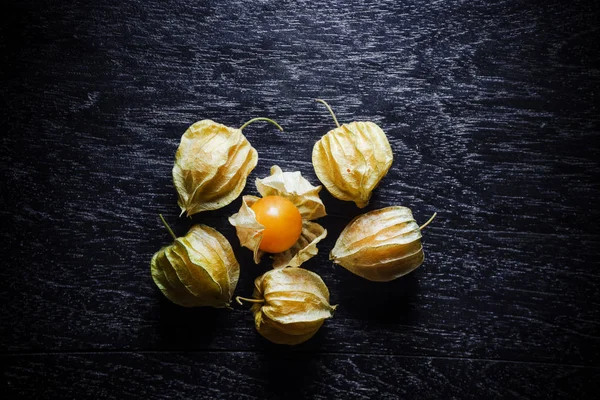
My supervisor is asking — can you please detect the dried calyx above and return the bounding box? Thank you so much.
[312,99,393,208]
[229,165,327,269]
[150,214,240,307]
[173,118,282,217]
[330,207,437,282]
[236,267,337,345]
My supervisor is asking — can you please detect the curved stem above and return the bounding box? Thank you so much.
[236,296,265,306]
[315,99,340,128]
[239,117,283,132]
[419,212,437,231]
[159,214,177,241]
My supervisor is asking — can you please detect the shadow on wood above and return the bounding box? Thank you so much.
[260,352,321,399]
[337,269,421,324]
[156,296,223,349]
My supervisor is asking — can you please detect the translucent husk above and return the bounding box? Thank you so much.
[150,217,240,308]
[173,118,282,217]
[312,99,393,208]
[237,267,337,345]
[228,165,327,268]
[330,206,436,282]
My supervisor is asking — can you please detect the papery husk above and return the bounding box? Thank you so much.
[172,119,258,217]
[330,206,424,282]
[313,121,393,208]
[151,224,240,307]
[228,166,327,268]
[256,165,326,220]
[271,221,327,269]
[248,268,336,345]
[228,195,263,264]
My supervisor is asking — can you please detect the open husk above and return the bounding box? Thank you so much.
[229,165,327,268]
[238,267,336,345]
[312,99,393,208]
[151,222,240,308]
[330,206,433,282]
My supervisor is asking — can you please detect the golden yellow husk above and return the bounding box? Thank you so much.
[173,118,281,217]
[330,206,430,282]
[228,165,327,268]
[312,100,393,208]
[239,267,336,345]
[151,224,240,308]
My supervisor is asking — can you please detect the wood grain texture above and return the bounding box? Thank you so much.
[3,352,599,400]
[1,0,599,397]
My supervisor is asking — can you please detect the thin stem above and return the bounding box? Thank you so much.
[236,296,265,306]
[315,99,340,128]
[239,117,283,132]
[419,212,437,230]
[159,214,177,240]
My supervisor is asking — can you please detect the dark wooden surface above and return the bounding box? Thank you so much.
[1,0,599,398]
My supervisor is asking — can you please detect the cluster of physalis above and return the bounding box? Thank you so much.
[151,100,436,345]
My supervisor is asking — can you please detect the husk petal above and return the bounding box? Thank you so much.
[271,221,327,269]
[256,165,326,220]
[228,195,265,264]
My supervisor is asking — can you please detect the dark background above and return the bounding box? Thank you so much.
[1,0,599,398]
